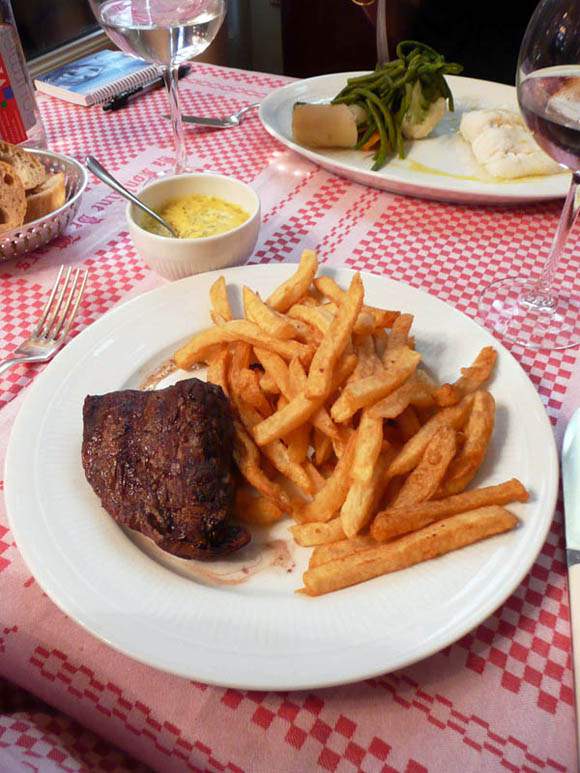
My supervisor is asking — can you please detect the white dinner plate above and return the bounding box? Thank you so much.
[5,265,558,690]
[259,73,569,205]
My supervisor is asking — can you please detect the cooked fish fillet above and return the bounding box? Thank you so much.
[547,79,580,126]
[459,108,525,144]
[459,109,561,178]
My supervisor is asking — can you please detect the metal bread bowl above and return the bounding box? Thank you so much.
[0,149,87,260]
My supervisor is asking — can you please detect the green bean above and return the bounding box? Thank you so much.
[330,40,462,171]
[354,119,377,150]
[365,100,389,171]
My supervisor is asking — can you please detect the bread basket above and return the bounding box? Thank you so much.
[0,149,87,260]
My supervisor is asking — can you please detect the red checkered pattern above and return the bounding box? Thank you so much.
[0,64,578,772]
[346,195,580,424]
[0,703,148,772]
[0,233,146,409]
[454,504,572,717]
[28,647,244,772]
[252,176,352,264]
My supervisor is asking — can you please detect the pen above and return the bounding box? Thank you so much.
[103,64,191,112]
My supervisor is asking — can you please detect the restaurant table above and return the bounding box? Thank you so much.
[0,63,579,773]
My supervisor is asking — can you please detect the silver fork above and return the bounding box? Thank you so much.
[0,265,88,376]
[164,102,260,129]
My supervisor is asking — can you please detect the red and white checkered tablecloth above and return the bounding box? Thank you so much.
[0,63,579,772]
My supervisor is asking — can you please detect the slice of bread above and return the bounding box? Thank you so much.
[0,141,46,190]
[24,172,66,223]
[0,160,26,234]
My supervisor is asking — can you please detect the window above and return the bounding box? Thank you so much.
[14,0,98,61]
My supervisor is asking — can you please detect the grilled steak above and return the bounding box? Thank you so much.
[82,378,249,560]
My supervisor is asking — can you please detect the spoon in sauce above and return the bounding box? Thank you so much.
[85,156,178,238]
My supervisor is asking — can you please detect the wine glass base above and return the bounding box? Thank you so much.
[478,277,580,350]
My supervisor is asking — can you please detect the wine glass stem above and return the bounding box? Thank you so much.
[530,172,580,302]
[163,64,187,174]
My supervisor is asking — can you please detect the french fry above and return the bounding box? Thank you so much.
[252,391,324,446]
[259,371,279,395]
[174,326,231,369]
[349,335,382,380]
[227,341,251,397]
[314,275,399,328]
[290,518,345,546]
[438,390,496,496]
[252,351,355,446]
[314,430,333,466]
[288,304,333,335]
[397,406,422,441]
[387,393,475,477]
[338,413,385,536]
[209,276,233,324]
[236,369,272,415]
[374,329,389,359]
[331,348,421,423]
[341,450,393,537]
[289,357,340,440]
[412,369,437,410]
[286,358,312,464]
[304,460,326,492]
[235,488,285,525]
[254,347,292,396]
[310,534,378,568]
[234,396,313,496]
[306,273,364,399]
[434,347,498,407]
[300,294,320,307]
[286,424,310,464]
[243,286,296,340]
[295,433,358,523]
[233,421,290,510]
[267,250,318,312]
[320,303,375,336]
[206,347,229,394]
[353,310,375,335]
[302,506,518,595]
[332,351,359,389]
[371,478,529,542]
[382,474,405,506]
[288,318,322,344]
[175,320,311,369]
[369,376,427,420]
[352,411,383,484]
[217,318,314,363]
[391,426,457,507]
[386,313,414,351]
[332,426,355,459]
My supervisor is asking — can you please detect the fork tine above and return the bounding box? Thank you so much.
[31,265,65,337]
[55,268,88,342]
[50,267,81,340]
[42,266,72,339]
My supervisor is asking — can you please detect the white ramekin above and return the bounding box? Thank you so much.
[126,173,261,280]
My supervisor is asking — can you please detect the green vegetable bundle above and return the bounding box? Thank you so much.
[332,41,463,171]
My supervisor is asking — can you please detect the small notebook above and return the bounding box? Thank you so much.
[34,50,158,107]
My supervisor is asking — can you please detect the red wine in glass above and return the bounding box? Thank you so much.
[478,0,580,351]
[519,68,580,171]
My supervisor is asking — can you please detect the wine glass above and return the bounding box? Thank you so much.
[89,0,226,174]
[478,0,580,350]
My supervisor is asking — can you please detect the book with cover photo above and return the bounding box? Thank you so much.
[34,50,158,106]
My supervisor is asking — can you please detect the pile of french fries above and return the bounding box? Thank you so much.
[174,251,528,596]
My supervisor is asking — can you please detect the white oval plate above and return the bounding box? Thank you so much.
[259,73,569,205]
[5,265,558,690]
